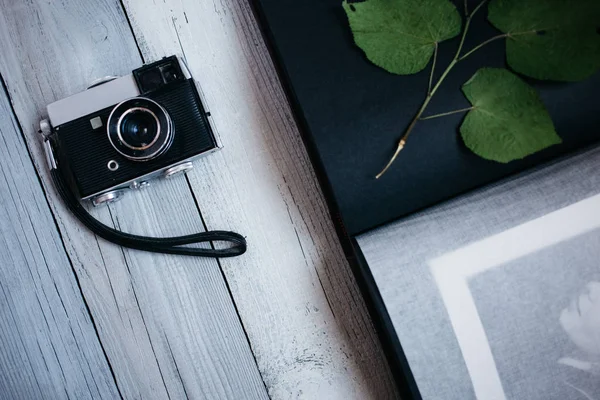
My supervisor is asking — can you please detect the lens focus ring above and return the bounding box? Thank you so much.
[107,97,173,161]
[118,107,161,150]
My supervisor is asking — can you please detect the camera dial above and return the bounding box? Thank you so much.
[163,161,194,179]
[91,189,126,207]
[107,97,173,161]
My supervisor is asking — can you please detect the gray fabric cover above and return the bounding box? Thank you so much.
[357,146,600,400]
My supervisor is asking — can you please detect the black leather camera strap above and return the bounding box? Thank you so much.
[49,161,247,258]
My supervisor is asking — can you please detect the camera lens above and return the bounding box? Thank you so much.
[107,97,173,161]
[119,109,159,149]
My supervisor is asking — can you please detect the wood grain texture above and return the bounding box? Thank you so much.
[121,0,399,397]
[0,78,119,400]
[0,1,267,399]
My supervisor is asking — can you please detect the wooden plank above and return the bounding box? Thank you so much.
[0,80,119,399]
[121,0,399,397]
[0,1,267,399]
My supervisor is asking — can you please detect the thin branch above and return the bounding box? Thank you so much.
[460,34,508,61]
[470,0,488,18]
[375,139,406,179]
[420,107,475,120]
[459,30,538,61]
[374,0,488,178]
[454,0,487,60]
[428,43,438,95]
[375,61,454,179]
[464,0,468,16]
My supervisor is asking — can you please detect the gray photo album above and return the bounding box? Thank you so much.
[358,146,600,400]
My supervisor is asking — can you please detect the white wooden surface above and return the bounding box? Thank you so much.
[0,0,398,398]
[0,72,119,400]
[0,0,268,399]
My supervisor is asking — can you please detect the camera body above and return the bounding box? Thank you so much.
[42,56,218,205]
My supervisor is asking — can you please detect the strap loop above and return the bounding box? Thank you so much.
[50,168,246,258]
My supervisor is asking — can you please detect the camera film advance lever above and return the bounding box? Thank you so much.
[40,56,246,258]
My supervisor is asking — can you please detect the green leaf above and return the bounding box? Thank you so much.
[342,0,461,75]
[488,0,600,82]
[460,68,561,163]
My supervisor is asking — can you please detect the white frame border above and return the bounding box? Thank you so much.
[429,194,600,400]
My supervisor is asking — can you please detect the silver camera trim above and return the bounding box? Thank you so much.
[107,160,119,171]
[81,148,218,202]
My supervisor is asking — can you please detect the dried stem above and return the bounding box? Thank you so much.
[375,99,431,179]
[375,0,488,178]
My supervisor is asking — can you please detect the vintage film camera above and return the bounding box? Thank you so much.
[41,56,218,206]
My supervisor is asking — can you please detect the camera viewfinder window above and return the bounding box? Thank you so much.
[138,69,164,93]
[160,64,179,83]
